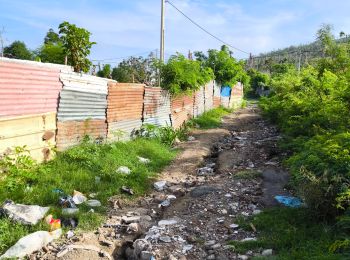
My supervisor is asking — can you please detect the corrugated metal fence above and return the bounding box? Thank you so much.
[0,58,244,161]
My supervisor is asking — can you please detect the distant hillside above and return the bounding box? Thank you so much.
[248,36,349,72]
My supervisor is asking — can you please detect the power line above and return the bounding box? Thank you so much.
[91,49,157,62]
[166,0,250,56]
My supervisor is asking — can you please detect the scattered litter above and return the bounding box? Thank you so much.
[154,181,167,191]
[253,209,262,215]
[188,136,196,141]
[262,249,273,256]
[122,216,141,224]
[52,189,64,194]
[89,193,98,198]
[182,244,193,253]
[159,236,171,243]
[138,156,151,164]
[225,193,232,198]
[250,223,257,232]
[128,223,140,233]
[121,186,134,195]
[85,199,101,207]
[59,196,76,208]
[72,190,87,205]
[45,215,61,231]
[1,200,49,225]
[159,200,171,208]
[62,208,79,215]
[95,176,101,183]
[241,237,257,242]
[56,244,112,260]
[158,219,178,226]
[275,195,302,208]
[66,230,74,239]
[61,217,79,229]
[166,195,177,201]
[229,224,239,229]
[197,167,214,176]
[0,229,61,259]
[89,209,95,213]
[116,166,131,175]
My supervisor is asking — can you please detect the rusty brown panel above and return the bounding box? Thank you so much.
[171,110,188,129]
[56,120,107,151]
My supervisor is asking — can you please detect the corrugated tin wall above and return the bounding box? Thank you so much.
[56,72,108,150]
[193,86,205,117]
[170,95,193,129]
[107,83,144,140]
[204,80,214,111]
[230,82,244,109]
[213,81,221,108]
[143,87,171,127]
[0,58,69,161]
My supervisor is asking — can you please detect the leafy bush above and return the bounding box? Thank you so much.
[259,25,350,218]
[158,54,214,95]
[138,124,188,146]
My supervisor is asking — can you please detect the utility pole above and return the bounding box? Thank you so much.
[0,27,6,58]
[160,0,165,63]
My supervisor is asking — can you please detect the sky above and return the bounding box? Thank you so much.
[0,0,349,65]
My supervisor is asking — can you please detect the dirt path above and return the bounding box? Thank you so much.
[43,104,289,260]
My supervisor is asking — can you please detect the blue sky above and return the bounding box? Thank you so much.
[0,0,349,64]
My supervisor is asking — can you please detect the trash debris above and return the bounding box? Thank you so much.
[197,167,214,176]
[0,229,62,259]
[166,195,177,201]
[262,249,273,256]
[89,193,98,198]
[116,166,131,175]
[154,180,167,191]
[122,216,141,224]
[61,217,79,229]
[59,196,76,208]
[62,208,79,215]
[66,230,75,239]
[121,186,134,195]
[158,219,178,226]
[85,199,101,207]
[159,236,171,243]
[132,239,152,259]
[128,223,140,233]
[188,136,196,141]
[1,200,49,225]
[182,244,193,253]
[72,190,87,205]
[45,215,61,231]
[138,156,151,164]
[229,224,239,229]
[52,188,64,194]
[159,200,171,208]
[274,195,302,208]
[95,176,101,183]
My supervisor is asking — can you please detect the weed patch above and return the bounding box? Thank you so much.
[190,106,232,129]
[0,138,176,254]
[229,207,348,259]
[233,170,262,180]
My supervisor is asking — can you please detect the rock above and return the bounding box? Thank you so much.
[211,244,221,250]
[204,240,216,247]
[238,255,249,260]
[1,200,50,225]
[197,167,214,176]
[167,195,177,200]
[262,249,273,256]
[220,209,228,215]
[154,181,167,191]
[224,193,232,198]
[133,239,152,259]
[190,186,218,198]
[122,216,141,224]
[168,185,185,197]
[128,223,140,233]
[159,236,172,243]
[159,200,171,207]
[116,166,131,174]
[168,254,178,260]
[188,136,196,141]
[121,186,134,195]
[85,200,101,207]
[140,251,154,260]
[158,219,178,226]
[207,255,216,260]
[182,244,193,253]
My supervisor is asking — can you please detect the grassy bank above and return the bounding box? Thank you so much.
[190,106,233,129]
[0,138,176,254]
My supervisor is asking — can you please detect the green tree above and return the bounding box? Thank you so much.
[97,64,111,78]
[112,55,156,84]
[36,29,65,64]
[58,21,96,72]
[44,29,61,45]
[4,41,32,60]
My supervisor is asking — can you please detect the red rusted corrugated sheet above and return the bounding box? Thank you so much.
[171,110,188,129]
[56,120,107,150]
[143,87,171,127]
[107,83,144,140]
[107,83,144,121]
[170,94,194,129]
[0,58,66,117]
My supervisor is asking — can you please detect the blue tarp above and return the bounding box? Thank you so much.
[220,86,231,97]
[275,195,302,208]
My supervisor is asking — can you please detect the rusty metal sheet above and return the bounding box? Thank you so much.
[171,110,188,129]
[107,82,144,122]
[143,87,171,127]
[0,58,66,117]
[56,119,107,151]
[58,72,108,121]
[0,112,57,161]
[108,119,142,141]
[204,81,214,111]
